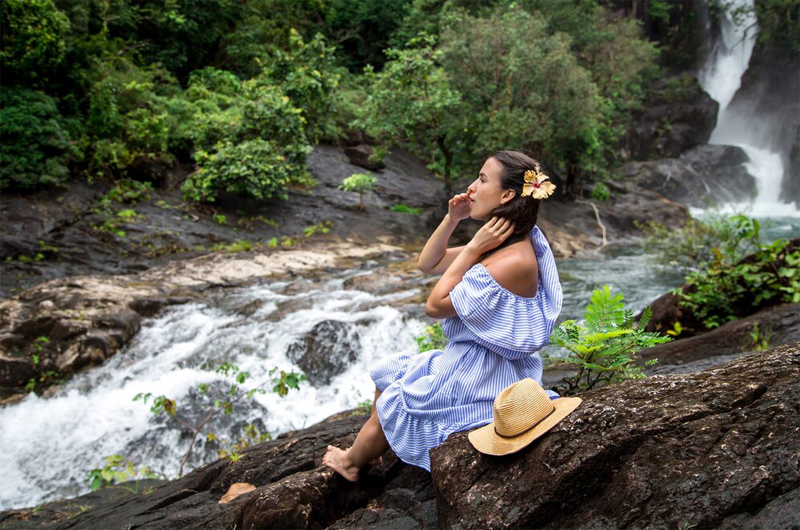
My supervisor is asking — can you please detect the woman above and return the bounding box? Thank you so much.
[323,150,561,480]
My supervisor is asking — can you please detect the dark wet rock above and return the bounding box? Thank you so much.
[720,486,800,530]
[128,297,166,317]
[431,344,800,530]
[127,155,171,187]
[0,145,443,299]
[639,303,800,368]
[344,144,385,170]
[533,184,691,258]
[3,344,797,529]
[624,74,719,161]
[0,411,430,529]
[287,320,363,386]
[624,144,757,207]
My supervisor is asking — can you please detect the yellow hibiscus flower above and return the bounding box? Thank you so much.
[521,164,556,199]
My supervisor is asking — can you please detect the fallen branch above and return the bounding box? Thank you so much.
[589,202,608,247]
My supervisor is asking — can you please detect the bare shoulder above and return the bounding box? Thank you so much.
[482,247,538,297]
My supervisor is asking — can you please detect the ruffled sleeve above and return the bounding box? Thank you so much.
[448,226,563,360]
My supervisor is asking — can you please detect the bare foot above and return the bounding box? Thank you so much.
[368,456,383,466]
[322,445,360,482]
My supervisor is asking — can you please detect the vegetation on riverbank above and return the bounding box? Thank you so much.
[2,0,664,199]
[641,212,800,330]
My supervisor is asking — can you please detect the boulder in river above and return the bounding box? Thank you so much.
[624,144,757,207]
[2,343,797,528]
[287,320,364,386]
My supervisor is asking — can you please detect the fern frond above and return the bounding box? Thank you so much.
[638,306,653,329]
[584,285,626,331]
[583,329,633,343]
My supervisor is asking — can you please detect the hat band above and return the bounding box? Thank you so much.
[493,406,556,439]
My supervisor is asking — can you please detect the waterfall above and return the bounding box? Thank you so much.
[697,0,798,216]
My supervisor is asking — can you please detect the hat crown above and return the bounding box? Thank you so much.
[493,379,554,437]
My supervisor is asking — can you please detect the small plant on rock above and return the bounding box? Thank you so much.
[87,454,163,492]
[545,285,672,395]
[339,172,376,211]
[589,182,610,201]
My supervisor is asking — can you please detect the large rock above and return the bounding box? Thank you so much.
[624,74,719,161]
[431,343,800,529]
[2,344,797,529]
[640,303,800,368]
[624,144,757,207]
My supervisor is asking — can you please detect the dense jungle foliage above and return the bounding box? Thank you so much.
[1,0,797,200]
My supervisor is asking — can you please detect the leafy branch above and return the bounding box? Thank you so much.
[132,361,305,477]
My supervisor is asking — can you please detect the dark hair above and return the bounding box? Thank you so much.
[479,150,542,261]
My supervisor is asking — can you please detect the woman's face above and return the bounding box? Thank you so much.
[466,157,515,220]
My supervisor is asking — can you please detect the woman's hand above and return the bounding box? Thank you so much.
[448,192,472,222]
[466,217,515,255]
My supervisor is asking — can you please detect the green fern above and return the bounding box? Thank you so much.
[545,286,672,395]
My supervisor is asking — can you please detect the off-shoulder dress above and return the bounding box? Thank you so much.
[368,225,563,471]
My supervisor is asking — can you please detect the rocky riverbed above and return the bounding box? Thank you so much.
[2,343,796,529]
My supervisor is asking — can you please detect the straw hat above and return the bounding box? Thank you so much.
[468,378,581,455]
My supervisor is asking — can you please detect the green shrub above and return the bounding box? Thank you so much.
[589,182,610,201]
[260,29,341,143]
[86,57,178,177]
[0,87,78,190]
[679,237,799,329]
[638,212,762,272]
[0,0,70,87]
[545,286,671,395]
[183,139,308,203]
[414,322,449,352]
[642,212,798,330]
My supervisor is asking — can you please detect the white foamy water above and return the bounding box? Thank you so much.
[698,0,799,216]
[0,276,426,510]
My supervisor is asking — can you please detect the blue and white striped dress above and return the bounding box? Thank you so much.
[369,225,563,471]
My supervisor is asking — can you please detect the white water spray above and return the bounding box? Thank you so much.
[698,0,798,216]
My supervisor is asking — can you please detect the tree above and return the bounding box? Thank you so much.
[438,6,602,194]
[0,0,70,87]
[339,172,377,210]
[353,35,461,196]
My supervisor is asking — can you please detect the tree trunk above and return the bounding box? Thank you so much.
[437,136,453,197]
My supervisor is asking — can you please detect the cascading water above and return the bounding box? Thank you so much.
[0,273,428,510]
[697,0,798,216]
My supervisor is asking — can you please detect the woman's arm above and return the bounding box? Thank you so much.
[425,217,514,319]
[417,215,465,275]
[417,193,471,275]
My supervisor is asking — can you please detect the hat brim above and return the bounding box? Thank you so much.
[468,397,582,456]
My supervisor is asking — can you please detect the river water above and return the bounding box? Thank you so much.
[0,243,689,510]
